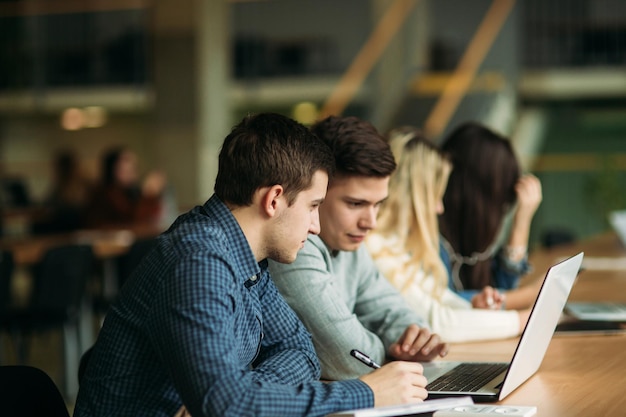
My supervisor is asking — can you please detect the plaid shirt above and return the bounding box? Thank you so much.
[74,194,372,417]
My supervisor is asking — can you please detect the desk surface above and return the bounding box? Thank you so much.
[0,224,163,265]
[445,233,626,416]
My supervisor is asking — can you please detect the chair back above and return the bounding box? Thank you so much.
[30,244,94,318]
[0,250,14,313]
[0,365,71,417]
[117,237,157,288]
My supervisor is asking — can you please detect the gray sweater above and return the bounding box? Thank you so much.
[269,235,428,380]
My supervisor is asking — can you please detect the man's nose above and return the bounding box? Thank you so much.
[359,207,377,230]
[309,210,321,235]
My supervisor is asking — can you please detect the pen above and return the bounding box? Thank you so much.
[350,349,381,369]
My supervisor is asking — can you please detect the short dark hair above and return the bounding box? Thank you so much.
[311,116,396,180]
[214,113,335,206]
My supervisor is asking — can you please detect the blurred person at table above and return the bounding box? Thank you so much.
[269,115,448,381]
[84,146,166,229]
[438,122,542,307]
[74,113,430,417]
[366,127,532,343]
[32,149,93,235]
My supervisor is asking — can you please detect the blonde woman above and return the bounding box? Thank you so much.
[366,127,531,343]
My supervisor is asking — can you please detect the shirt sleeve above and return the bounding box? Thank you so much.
[250,273,322,386]
[350,245,430,351]
[146,250,373,417]
[492,248,532,290]
[428,293,520,343]
[270,239,427,380]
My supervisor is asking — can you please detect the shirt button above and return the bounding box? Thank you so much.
[250,275,257,281]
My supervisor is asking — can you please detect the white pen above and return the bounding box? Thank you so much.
[350,349,381,369]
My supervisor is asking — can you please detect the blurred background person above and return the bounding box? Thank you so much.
[367,126,531,343]
[438,122,542,303]
[32,149,92,235]
[84,146,167,230]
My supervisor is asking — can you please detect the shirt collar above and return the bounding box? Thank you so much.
[204,195,265,288]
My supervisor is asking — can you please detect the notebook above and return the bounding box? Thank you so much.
[422,252,584,403]
[564,301,626,321]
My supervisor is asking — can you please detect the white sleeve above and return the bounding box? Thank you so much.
[404,282,521,343]
[369,238,520,343]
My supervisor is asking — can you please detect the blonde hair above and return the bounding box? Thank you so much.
[372,127,452,299]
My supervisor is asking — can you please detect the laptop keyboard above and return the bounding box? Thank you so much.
[427,363,509,392]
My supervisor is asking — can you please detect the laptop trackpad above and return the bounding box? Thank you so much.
[423,361,462,382]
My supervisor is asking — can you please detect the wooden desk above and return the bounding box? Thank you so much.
[2,225,164,303]
[0,225,163,266]
[445,233,626,416]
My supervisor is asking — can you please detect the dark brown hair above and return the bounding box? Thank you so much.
[311,115,396,180]
[439,121,520,289]
[214,113,334,206]
[102,146,127,186]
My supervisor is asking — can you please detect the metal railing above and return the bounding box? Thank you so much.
[319,0,517,140]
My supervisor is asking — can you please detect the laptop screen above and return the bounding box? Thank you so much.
[499,252,584,400]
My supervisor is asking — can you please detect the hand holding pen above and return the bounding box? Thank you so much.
[350,349,381,369]
[351,349,429,406]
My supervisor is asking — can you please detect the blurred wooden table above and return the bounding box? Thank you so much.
[445,232,626,416]
[1,224,164,302]
[0,225,163,266]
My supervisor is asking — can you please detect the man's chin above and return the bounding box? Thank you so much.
[339,242,361,252]
[274,252,300,264]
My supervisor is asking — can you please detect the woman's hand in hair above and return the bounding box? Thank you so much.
[508,174,542,257]
[515,174,542,223]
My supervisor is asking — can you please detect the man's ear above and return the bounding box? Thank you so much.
[260,184,285,218]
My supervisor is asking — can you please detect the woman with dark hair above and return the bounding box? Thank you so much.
[84,146,166,229]
[439,121,542,306]
[368,126,532,342]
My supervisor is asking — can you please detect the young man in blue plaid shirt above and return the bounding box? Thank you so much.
[74,113,428,417]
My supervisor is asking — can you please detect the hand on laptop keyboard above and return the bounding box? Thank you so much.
[388,324,449,362]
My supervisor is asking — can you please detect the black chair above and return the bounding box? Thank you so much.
[0,250,14,315]
[93,237,158,319]
[4,244,95,400]
[0,250,15,363]
[0,365,71,417]
[116,237,158,289]
[1,177,32,208]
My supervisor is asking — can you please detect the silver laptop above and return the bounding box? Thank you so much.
[565,301,626,321]
[423,252,584,402]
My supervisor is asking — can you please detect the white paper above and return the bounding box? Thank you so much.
[325,396,474,417]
